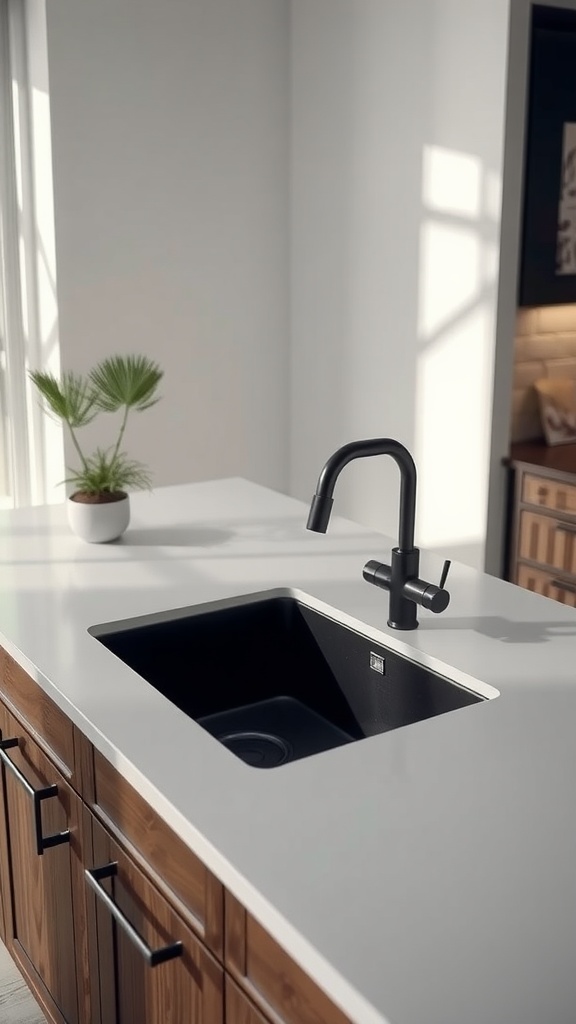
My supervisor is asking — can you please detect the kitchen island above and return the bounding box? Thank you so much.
[0,477,575,1024]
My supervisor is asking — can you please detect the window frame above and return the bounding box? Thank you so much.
[0,0,62,508]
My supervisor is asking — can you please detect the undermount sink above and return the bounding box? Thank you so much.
[90,591,489,769]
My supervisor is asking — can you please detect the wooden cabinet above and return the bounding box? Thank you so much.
[516,564,576,605]
[0,701,87,1024]
[90,747,223,956]
[0,648,353,1024]
[0,648,78,785]
[85,812,223,1024]
[225,891,352,1024]
[508,444,576,606]
[226,977,272,1024]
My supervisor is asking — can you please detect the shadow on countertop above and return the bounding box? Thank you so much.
[120,526,234,547]
[419,615,576,643]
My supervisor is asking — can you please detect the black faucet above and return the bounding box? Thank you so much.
[306,438,451,630]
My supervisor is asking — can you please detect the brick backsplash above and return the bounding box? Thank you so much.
[511,304,576,442]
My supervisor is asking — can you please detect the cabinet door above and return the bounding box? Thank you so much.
[0,648,78,784]
[518,510,576,574]
[226,976,272,1024]
[92,748,223,956]
[225,892,352,1024]
[516,564,576,605]
[86,813,223,1024]
[0,702,84,1024]
[522,472,576,515]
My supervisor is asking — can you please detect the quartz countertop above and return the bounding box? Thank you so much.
[1,478,575,1024]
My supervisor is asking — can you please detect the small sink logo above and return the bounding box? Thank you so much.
[369,652,385,675]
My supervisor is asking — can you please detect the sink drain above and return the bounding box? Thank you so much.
[217,731,292,768]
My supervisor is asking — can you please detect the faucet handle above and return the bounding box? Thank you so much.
[419,559,451,614]
[439,559,451,590]
[403,558,451,614]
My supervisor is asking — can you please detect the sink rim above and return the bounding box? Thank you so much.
[88,585,500,704]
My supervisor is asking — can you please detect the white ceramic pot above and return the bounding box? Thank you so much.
[67,492,130,543]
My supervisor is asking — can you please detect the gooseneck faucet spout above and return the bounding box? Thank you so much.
[306,438,450,631]
[307,438,417,549]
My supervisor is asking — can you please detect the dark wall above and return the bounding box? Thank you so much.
[520,5,576,305]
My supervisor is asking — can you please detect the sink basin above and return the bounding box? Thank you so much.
[90,591,488,768]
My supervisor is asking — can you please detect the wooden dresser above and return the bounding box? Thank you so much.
[508,441,576,606]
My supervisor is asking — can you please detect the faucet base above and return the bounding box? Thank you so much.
[387,617,419,631]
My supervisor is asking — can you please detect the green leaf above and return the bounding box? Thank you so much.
[65,448,152,495]
[29,370,98,428]
[89,355,163,413]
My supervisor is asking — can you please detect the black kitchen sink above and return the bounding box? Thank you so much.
[90,592,486,768]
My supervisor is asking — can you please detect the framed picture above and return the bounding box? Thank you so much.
[520,8,576,306]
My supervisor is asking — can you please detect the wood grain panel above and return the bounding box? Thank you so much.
[88,814,223,1024]
[0,701,83,1024]
[225,892,352,1024]
[92,748,223,955]
[518,510,576,574]
[226,976,271,1024]
[73,727,95,803]
[517,564,576,605]
[0,649,76,784]
[522,472,576,513]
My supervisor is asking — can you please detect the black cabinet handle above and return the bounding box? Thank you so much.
[551,578,576,596]
[85,863,183,967]
[0,736,71,856]
[555,523,576,536]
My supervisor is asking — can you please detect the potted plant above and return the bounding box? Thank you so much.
[30,354,163,542]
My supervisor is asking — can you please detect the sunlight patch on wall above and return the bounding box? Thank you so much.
[415,305,493,549]
[415,145,500,564]
[422,146,482,218]
[418,219,481,338]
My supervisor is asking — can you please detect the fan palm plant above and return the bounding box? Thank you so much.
[30,355,163,499]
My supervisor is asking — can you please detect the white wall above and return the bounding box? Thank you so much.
[44,0,290,494]
[41,0,531,572]
[290,0,511,570]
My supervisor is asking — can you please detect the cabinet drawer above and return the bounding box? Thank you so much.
[518,510,576,574]
[0,648,76,783]
[87,814,223,1024]
[517,564,576,606]
[522,472,576,513]
[92,748,223,956]
[225,892,352,1024]
[0,701,87,1024]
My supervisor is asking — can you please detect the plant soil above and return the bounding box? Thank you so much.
[70,491,128,505]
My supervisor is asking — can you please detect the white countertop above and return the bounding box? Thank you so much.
[1,478,576,1024]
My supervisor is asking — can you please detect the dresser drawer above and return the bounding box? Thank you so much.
[518,510,576,574]
[517,564,576,606]
[91,748,223,956]
[522,472,576,514]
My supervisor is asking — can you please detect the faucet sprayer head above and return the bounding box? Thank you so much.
[306,493,334,533]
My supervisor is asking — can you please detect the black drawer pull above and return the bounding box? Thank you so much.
[555,523,576,536]
[85,863,183,967]
[0,736,71,856]
[551,578,576,596]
